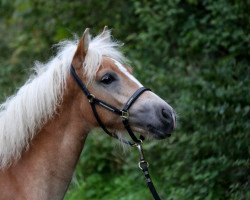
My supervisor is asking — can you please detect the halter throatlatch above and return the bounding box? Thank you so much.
[70,65,162,200]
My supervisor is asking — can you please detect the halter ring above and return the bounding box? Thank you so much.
[88,94,95,103]
[121,110,129,120]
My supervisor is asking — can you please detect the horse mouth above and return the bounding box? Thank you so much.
[147,125,172,139]
[131,125,172,140]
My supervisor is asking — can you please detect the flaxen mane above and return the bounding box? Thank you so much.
[0,30,126,168]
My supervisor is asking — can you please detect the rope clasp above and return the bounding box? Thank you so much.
[139,160,149,170]
[133,142,149,170]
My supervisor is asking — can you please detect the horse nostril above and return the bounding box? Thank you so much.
[161,108,173,124]
[160,107,176,133]
[162,109,170,119]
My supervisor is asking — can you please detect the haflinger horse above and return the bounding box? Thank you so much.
[0,27,176,200]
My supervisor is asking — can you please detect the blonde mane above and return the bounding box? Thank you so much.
[0,30,126,168]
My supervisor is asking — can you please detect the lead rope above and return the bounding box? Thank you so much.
[70,65,162,200]
[134,142,162,200]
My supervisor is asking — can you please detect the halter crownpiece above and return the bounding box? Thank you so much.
[70,65,162,200]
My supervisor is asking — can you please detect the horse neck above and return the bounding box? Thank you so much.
[0,77,92,200]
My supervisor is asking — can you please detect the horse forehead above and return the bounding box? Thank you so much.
[100,57,127,73]
[100,57,143,87]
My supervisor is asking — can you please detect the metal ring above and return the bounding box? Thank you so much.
[88,94,95,103]
[121,110,129,120]
[138,160,149,170]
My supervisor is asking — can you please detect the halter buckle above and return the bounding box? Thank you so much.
[88,94,95,103]
[121,110,129,120]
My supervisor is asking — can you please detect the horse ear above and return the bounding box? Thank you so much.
[72,28,91,68]
[103,26,108,33]
[82,28,90,53]
[100,26,111,41]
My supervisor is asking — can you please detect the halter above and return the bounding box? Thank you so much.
[70,65,162,200]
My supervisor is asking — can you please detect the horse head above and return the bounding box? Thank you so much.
[71,28,176,141]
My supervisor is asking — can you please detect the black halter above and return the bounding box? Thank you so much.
[70,65,162,200]
[70,65,150,145]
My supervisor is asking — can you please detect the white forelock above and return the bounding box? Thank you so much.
[0,31,126,168]
[85,31,126,81]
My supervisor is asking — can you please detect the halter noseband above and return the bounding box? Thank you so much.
[70,65,150,145]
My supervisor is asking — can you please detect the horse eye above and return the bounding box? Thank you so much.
[100,74,116,85]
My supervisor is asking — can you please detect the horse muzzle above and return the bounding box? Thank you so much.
[130,99,176,139]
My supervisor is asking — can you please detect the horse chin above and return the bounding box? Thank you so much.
[146,125,172,140]
[132,126,172,140]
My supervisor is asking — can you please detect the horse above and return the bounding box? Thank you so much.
[0,27,176,200]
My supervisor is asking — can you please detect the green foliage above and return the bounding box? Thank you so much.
[0,0,249,199]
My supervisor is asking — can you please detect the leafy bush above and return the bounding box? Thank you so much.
[0,0,249,199]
